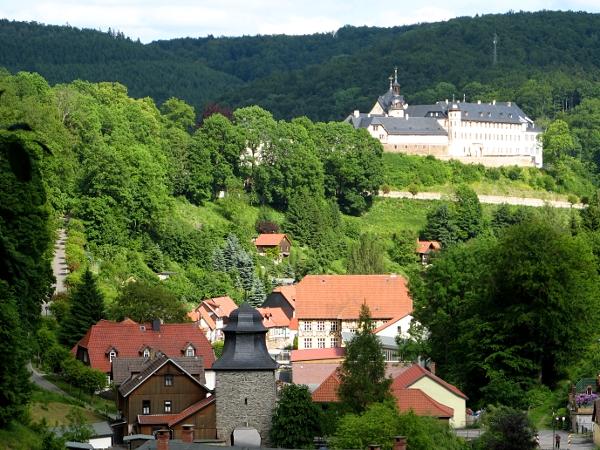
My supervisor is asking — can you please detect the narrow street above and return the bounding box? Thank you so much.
[43,225,68,315]
[537,429,595,449]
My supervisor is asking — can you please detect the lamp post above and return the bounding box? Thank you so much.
[552,411,556,446]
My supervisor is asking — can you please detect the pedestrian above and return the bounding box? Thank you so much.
[555,433,561,449]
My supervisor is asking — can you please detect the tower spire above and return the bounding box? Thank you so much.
[389,75,393,90]
[394,66,398,84]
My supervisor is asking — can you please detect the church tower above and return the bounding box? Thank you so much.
[447,101,463,156]
[388,67,406,118]
[213,303,278,446]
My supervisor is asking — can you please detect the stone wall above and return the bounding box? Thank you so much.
[215,370,277,446]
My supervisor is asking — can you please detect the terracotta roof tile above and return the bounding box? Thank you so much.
[272,285,297,305]
[291,347,345,362]
[187,296,237,330]
[257,307,290,328]
[391,364,467,400]
[255,234,290,247]
[393,388,454,418]
[311,369,341,402]
[71,319,215,373]
[417,240,441,254]
[293,275,412,320]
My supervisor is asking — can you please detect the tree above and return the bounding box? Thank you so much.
[453,184,484,241]
[542,119,578,164]
[60,407,94,442]
[60,268,105,346]
[346,233,386,274]
[270,384,323,448]
[421,203,459,246]
[110,281,188,323]
[388,230,418,266]
[475,406,537,450]
[338,304,392,413]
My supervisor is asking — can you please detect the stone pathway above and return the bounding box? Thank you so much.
[43,225,68,316]
[380,190,585,209]
[28,363,71,398]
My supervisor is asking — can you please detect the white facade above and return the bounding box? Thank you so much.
[347,73,543,168]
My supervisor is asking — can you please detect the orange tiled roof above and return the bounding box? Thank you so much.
[417,240,442,254]
[311,368,341,402]
[187,296,237,330]
[137,396,215,426]
[311,366,454,419]
[72,319,215,373]
[257,307,290,328]
[272,284,297,306]
[289,317,298,331]
[394,388,454,418]
[293,275,412,320]
[391,364,468,400]
[291,347,346,362]
[255,233,289,247]
[372,313,412,335]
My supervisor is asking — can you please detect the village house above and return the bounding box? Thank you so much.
[311,363,467,428]
[417,240,442,265]
[257,306,296,351]
[115,355,216,440]
[293,274,413,350]
[570,376,600,433]
[254,233,291,259]
[346,69,543,168]
[262,284,296,319]
[72,319,215,385]
[187,296,237,343]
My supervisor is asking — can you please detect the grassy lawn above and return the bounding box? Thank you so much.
[0,422,44,450]
[29,401,104,427]
[43,375,116,416]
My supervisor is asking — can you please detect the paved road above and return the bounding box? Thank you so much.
[380,190,585,209]
[454,428,594,449]
[28,363,71,398]
[43,226,68,316]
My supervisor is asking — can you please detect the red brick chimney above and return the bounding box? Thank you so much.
[182,424,195,444]
[393,436,407,450]
[156,429,170,450]
[428,362,436,375]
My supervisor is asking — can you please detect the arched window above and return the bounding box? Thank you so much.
[186,346,195,357]
[109,350,116,362]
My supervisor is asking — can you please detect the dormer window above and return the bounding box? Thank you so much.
[109,350,117,362]
[143,348,150,358]
[185,346,195,357]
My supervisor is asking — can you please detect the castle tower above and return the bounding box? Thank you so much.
[213,303,278,446]
[388,67,406,118]
[447,102,463,156]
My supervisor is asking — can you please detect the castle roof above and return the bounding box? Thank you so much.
[347,114,447,136]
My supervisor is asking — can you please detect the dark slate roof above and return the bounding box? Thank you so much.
[118,356,208,397]
[113,356,206,386]
[65,443,94,450]
[455,102,530,124]
[377,89,405,112]
[405,104,446,118]
[212,303,278,371]
[347,114,447,136]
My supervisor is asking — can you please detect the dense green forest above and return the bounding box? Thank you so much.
[3,11,600,122]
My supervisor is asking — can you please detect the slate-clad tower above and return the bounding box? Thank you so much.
[213,303,278,445]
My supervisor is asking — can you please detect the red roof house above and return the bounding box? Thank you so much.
[188,296,238,342]
[72,319,215,380]
[254,233,291,258]
[417,240,441,264]
[293,274,413,350]
[311,363,466,425]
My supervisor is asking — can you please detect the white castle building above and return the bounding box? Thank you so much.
[346,70,543,167]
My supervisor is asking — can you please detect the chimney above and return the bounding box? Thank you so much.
[393,436,407,450]
[507,101,512,107]
[429,362,436,375]
[477,100,481,105]
[354,110,360,118]
[152,319,161,332]
[156,430,170,450]
[182,424,194,443]
[492,99,496,105]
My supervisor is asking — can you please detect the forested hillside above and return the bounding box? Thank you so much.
[3,11,600,122]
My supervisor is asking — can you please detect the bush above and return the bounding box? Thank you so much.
[61,357,106,394]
